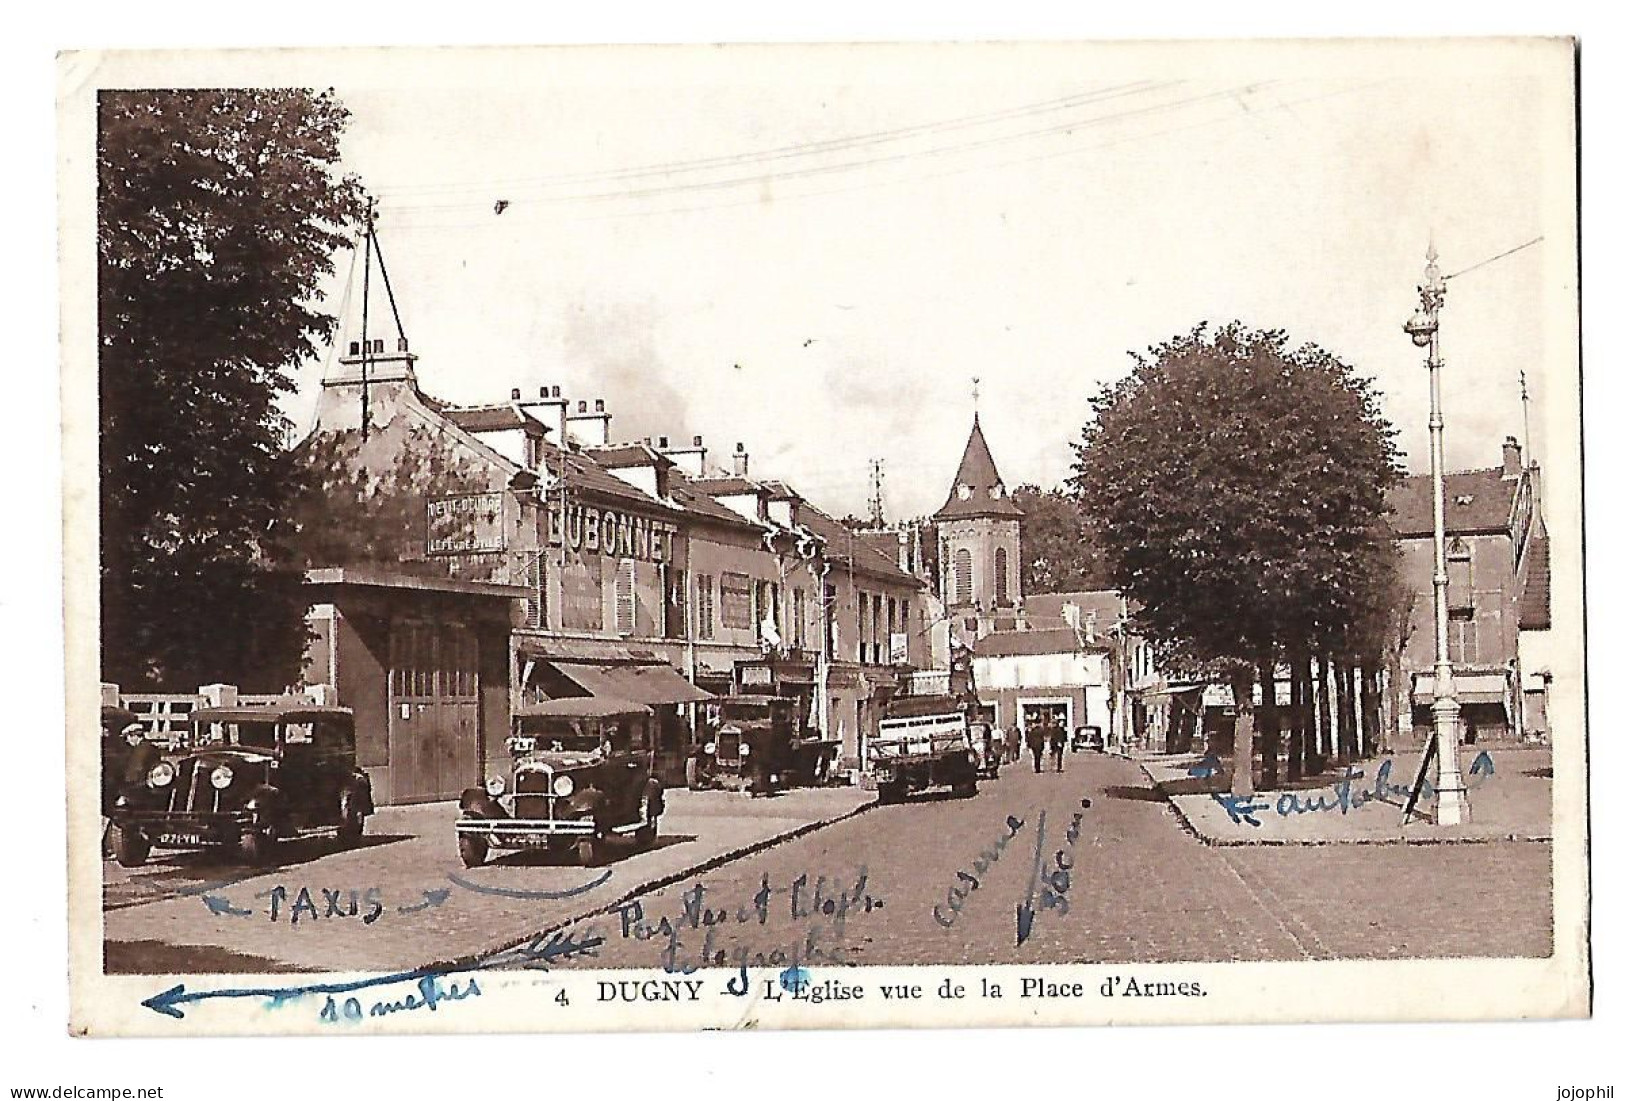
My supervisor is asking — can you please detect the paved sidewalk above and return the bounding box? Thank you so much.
[103,785,872,973]
[1138,745,1552,845]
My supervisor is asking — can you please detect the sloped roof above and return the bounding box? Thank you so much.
[1388,467,1518,538]
[934,415,1024,521]
[1521,533,1552,630]
[442,404,548,435]
[538,440,678,515]
[591,444,673,470]
[691,476,759,498]
[796,502,925,590]
[1022,589,1129,628]
[667,468,764,530]
[974,627,1107,658]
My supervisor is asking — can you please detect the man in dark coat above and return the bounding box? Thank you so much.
[1025,722,1045,773]
[1049,722,1067,773]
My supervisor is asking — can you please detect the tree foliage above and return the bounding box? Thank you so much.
[1009,484,1110,594]
[99,89,363,691]
[1069,322,1400,669]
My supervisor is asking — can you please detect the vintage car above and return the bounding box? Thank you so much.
[1071,725,1105,752]
[455,696,664,867]
[863,695,979,803]
[105,702,373,868]
[687,696,792,794]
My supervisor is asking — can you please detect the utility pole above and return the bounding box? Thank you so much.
[359,195,374,439]
[868,459,886,526]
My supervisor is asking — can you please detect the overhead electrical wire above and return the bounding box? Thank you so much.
[374,80,1173,199]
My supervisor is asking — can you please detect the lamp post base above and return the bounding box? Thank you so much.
[1431,693,1471,826]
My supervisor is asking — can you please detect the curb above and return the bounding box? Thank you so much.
[1138,761,1552,847]
[437,794,879,971]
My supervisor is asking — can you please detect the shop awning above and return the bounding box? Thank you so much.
[1412,672,1507,707]
[551,661,713,706]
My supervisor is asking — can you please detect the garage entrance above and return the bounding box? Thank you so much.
[387,621,481,803]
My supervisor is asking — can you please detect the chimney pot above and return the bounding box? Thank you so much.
[1503,436,1523,478]
[658,435,669,449]
[397,337,409,352]
[736,442,746,454]
[348,341,360,355]
[578,401,588,413]
[551,386,561,398]
[594,399,606,413]
[693,435,703,447]
[510,388,522,401]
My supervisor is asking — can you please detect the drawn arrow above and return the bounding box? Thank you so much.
[514,928,605,967]
[396,887,452,914]
[1016,809,1048,947]
[200,893,253,917]
[141,963,471,1020]
[446,868,611,901]
[1188,754,1221,780]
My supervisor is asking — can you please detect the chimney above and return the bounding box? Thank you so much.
[1084,610,1098,645]
[519,384,569,446]
[733,441,750,477]
[656,433,708,478]
[1502,436,1523,479]
[1062,603,1080,630]
[566,397,612,448]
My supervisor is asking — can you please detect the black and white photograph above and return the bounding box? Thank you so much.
[55,36,1585,1041]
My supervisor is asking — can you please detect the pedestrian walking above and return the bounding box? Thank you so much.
[1025,722,1045,773]
[1049,722,1066,773]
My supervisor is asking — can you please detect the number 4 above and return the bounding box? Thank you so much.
[555,988,569,1007]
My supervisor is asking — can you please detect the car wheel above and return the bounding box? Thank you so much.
[337,790,365,842]
[109,823,149,868]
[576,834,604,867]
[457,831,488,869]
[877,781,904,805]
[239,825,278,866]
[954,778,979,799]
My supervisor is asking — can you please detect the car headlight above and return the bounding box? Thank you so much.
[210,765,234,790]
[485,775,506,796]
[551,774,575,798]
[740,743,752,757]
[147,762,175,788]
[703,741,716,755]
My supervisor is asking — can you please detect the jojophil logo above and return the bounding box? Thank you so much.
[1557,1089,1614,1100]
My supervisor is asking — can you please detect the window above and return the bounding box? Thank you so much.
[824,581,838,659]
[792,587,805,648]
[858,592,870,663]
[522,551,547,630]
[886,597,897,663]
[1446,541,1473,611]
[696,574,715,640]
[899,599,911,663]
[954,548,973,605]
[1448,608,1479,664]
[720,572,753,630]
[995,547,1010,606]
[614,559,635,634]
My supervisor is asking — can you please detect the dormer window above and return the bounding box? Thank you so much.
[957,485,972,500]
[990,484,1005,499]
[1453,494,1475,507]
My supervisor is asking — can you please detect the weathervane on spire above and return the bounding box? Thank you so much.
[971,376,981,414]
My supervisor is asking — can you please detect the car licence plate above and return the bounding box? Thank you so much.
[161,832,204,846]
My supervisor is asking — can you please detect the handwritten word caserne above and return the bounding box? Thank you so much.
[934,814,1024,928]
[319,975,481,1023]
[598,979,703,1003]
[1211,753,1496,827]
[616,869,880,974]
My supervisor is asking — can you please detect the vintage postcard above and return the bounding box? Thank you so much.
[60,38,1586,1038]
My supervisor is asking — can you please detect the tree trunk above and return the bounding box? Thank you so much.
[1286,646,1305,782]
[1257,657,1279,791]
[1360,664,1382,759]
[1315,651,1334,765]
[1336,661,1357,760]
[1301,649,1323,776]
[1230,665,1256,797]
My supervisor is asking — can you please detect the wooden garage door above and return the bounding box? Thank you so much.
[388,621,481,803]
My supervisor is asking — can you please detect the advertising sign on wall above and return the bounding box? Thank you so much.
[426,492,506,556]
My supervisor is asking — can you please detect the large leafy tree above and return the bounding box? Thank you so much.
[1010,484,1110,594]
[99,89,363,691]
[1070,322,1399,791]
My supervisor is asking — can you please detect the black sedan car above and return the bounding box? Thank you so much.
[105,701,373,867]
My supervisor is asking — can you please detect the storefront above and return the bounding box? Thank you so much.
[303,567,527,805]
[516,639,712,786]
[1412,670,1515,743]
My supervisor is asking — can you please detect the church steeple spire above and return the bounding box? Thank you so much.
[933,416,1022,522]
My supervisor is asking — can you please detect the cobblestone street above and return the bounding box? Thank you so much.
[554,752,1553,972]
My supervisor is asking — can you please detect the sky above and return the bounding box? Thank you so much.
[285,40,1575,522]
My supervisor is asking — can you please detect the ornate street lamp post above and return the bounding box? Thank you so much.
[1403,242,1470,825]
